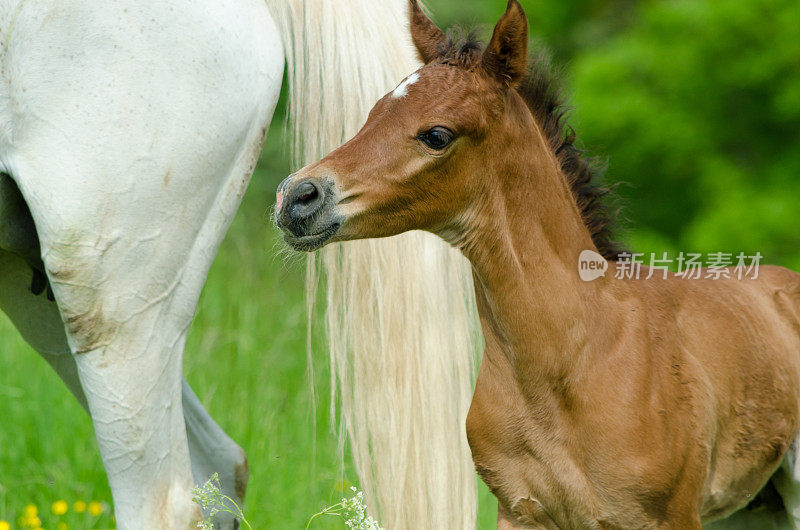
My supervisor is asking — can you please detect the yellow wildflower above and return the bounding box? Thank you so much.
[52,499,69,515]
[23,504,37,517]
[19,514,42,528]
[0,520,9,530]
[88,501,103,516]
[57,523,68,530]
[73,500,87,513]
[20,515,42,527]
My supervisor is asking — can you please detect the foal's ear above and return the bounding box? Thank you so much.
[482,0,529,86]
[409,0,448,64]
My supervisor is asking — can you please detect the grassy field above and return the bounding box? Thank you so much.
[0,119,496,529]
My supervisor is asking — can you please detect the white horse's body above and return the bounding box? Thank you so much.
[0,0,479,528]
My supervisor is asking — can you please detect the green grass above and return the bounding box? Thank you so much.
[0,125,496,529]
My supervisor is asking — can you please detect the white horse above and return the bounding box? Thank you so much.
[0,0,477,528]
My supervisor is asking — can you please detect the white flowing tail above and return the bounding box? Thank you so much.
[266,1,479,528]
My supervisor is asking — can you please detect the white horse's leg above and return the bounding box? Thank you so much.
[0,253,89,406]
[0,250,247,526]
[0,251,249,529]
[9,142,265,529]
[42,205,198,529]
[183,380,249,529]
[0,249,189,526]
[0,1,282,527]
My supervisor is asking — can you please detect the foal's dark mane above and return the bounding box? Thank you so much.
[436,30,624,260]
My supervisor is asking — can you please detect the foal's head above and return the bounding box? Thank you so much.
[277,0,617,257]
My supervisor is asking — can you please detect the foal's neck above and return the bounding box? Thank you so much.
[453,102,612,392]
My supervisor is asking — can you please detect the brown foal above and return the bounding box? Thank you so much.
[277,1,800,527]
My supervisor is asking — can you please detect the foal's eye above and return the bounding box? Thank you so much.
[418,127,454,150]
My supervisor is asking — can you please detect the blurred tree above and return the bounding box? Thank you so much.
[571,0,800,268]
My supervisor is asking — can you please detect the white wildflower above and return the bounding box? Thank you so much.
[306,486,384,530]
[191,472,252,530]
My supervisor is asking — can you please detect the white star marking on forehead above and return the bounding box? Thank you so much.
[392,72,420,99]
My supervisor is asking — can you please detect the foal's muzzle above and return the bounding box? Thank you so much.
[276,175,341,251]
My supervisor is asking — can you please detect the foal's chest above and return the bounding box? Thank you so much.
[465,367,692,529]
[465,376,606,528]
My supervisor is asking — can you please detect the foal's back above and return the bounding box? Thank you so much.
[620,264,800,521]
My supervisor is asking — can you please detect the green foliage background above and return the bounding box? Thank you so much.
[0,0,798,528]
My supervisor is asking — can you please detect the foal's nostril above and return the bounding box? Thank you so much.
[278,176,336,242]
[284,179,325,224]
[296,182,319,205]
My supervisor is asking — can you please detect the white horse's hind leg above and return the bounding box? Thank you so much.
[183,381,248,529]
[6,145,270,529]
[7,223,203,527]
[0,250,249,529]
[0,249,194,527]
[0,251,248,528]
[7,140,276,528]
